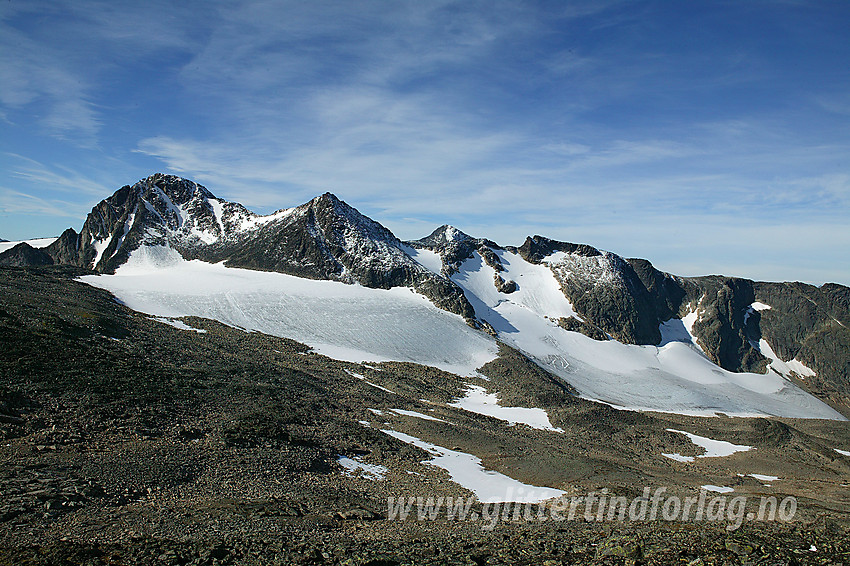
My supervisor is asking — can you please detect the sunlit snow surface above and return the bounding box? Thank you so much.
[150,317,207,333]
[337,455,388,480]
[662,429,752,462]
[701,485,734,494]
[758,338,817,378]
[382,429,565,503]
[390,409,447,423]
[449,385,563,432]
[431,248,844,420]
[749,473,779,482]
[79,247,498,377]
[343,369,396,394]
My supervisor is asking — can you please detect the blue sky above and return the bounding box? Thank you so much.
[1,1,848,284]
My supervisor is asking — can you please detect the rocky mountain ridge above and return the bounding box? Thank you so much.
[2,173,847,410]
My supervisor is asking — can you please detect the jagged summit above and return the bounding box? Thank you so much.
[413,225,473,247]
[0,174,474,320]
[515,235,601,263]
[302,191,401,249]
[407,225,502,276]
[35,174,264,272]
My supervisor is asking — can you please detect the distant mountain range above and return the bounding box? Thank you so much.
[2,173,847,416]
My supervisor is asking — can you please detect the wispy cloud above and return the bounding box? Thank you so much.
[0,187,86,218]
[0,0,204,143]
[0,23,100,142]
[4,153,111,196]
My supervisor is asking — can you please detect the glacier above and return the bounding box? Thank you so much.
[80,245,845,420]
[79,247,498,377]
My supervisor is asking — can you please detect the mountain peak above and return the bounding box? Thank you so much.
[439,225,471,243]
[517,235,601,263]
[317,191,341,202]
[137,173,217,204]
[410,225,473,250]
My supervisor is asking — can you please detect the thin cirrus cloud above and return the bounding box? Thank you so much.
[0,1,848,284]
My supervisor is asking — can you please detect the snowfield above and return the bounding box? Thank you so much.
[749,474,779,482]
[78,245,845,420]
[445,249,844,420]
[80,246,498,376]
[449,385,563,432]
[663,429,752,461]
[701,485,734,494]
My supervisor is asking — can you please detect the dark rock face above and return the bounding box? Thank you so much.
[627,258,689,322]
[45,228,83,266]
[750,281,850,410]
[688,277,767,373]
[0,243,54,267]
[527,239,670,345]
[493,274,516,294]
[514,235,600,263]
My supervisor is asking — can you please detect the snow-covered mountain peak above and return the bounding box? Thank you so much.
[406,225,504,278]
[139,173,216,204]
[301,191,401,248]
[411,225,473,249]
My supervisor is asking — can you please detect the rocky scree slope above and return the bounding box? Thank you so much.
[2,266,849,564]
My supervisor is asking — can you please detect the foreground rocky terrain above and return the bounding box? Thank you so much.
[1,265,849,565]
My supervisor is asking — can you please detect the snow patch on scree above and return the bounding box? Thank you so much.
[382,429,565,503]
[150,317,207,334]
[701,485,734,494]
[337,455,387,480]
[390,409,447,423]
[449,385,563,432]
[662,429,752,463]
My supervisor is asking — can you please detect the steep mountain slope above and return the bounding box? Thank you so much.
[410,229,849,415]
